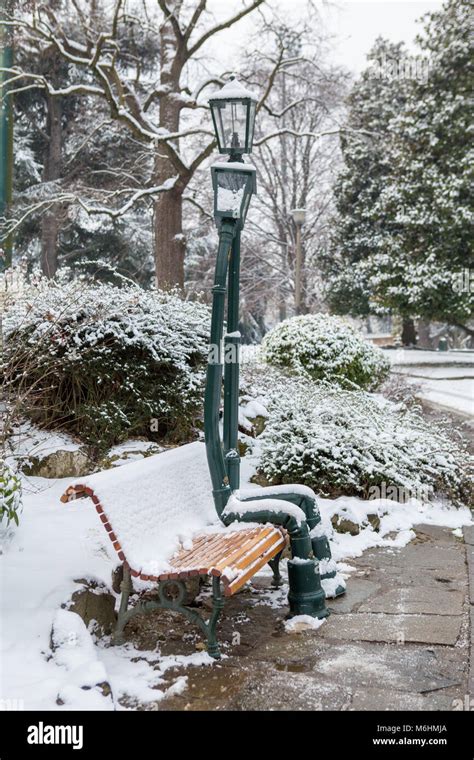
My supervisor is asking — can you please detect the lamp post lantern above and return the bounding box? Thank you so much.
[211,162,256,229]
[209,75,257,160]
[203,76,343,620]
[291,207,306,315]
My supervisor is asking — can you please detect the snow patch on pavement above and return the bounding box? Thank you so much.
[284,615,326,633]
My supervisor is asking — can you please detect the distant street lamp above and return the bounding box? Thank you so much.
[291,207,306,315]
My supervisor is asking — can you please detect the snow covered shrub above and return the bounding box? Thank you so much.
[241,366,473,505]
[3,278,210,452]
[0,460,22,526]
[262,314,390,390]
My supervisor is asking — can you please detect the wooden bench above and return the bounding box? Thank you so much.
[61,442,288,658]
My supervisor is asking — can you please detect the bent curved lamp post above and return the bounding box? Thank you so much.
[205,77,342,618]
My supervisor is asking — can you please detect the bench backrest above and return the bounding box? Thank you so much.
[65,441,218,577]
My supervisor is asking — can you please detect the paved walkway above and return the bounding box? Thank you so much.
[123,523,472,711]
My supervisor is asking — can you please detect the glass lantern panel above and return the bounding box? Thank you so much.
[247,101,256,152]
[241,191,251,222]
[213,106,226,151]
[216,171,248,217]
[212,101,248,152]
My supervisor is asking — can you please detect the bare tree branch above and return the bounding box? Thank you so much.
[183,0,207,43]
[255,127,373,147]
[187,0,266,59]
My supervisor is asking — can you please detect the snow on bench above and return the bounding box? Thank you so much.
[61,441,286,596]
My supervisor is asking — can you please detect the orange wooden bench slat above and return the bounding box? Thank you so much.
[209,527,275,574]
[230,531,282,574]
[162,526,285,592]
[174,528,267,572]
[226,542,285,596]
[173,531,244,568]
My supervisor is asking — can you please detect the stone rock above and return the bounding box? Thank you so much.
[23,448,92,479]
[367,513,381,532]
[98,442,164,470]
[247,415,266,437]
[238,439,249,457]
[82,681,112,698]
[69,581,116,636]
[331,515,360,535]
[250,471,271,487]
[183,576,202,604]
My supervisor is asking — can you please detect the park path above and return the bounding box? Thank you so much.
[124,521,471,711]
[388,348,473,418]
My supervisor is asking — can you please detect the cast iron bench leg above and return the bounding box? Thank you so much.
[207,577,224,659]
[268,551,283,587]
[114,563,133,646]
[112,565,225,659]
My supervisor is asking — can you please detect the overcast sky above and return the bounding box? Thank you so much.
[205,0,444,75]
[317,0,443,71]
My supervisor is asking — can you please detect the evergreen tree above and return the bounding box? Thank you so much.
[325,38,409,319]
[365,0,473,337]
[328,0,473,341]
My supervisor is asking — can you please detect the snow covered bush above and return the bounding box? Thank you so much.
[262,314,390,390]
[0,460,22,526]
[3,277,210,452]
[240,366,473,506]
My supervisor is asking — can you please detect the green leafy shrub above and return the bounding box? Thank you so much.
[0,460,22,526]
[3,278,210,452]
[262,314,390,390]
[240,365,473,506]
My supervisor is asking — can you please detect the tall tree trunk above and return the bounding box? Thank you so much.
[153,185,186,289]
[153,10,186,290]
[40,209,59,277]
[40,62,62,278]
[153,100,186,289]
[278,292,287,322]
[401,317,417,346]
[416,319,432,349]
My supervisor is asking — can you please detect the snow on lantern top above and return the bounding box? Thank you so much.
[209,76,258,157]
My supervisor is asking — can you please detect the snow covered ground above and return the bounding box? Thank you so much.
[0,475,215,711]
[387,349,474,366]
[5,421,82,462]
[387,349,473,416]
[402,376,473,416]
[1,444,471,711]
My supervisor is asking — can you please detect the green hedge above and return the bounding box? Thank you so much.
[262,314,390,390]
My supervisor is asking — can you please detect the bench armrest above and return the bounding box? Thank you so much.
[222,496,312,559]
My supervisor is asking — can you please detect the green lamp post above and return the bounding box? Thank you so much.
[204,76,343,619]
[208,76,258,494]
